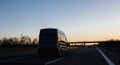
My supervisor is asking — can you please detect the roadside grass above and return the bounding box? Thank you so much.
[102,47,120,53]
[0,45,38,56]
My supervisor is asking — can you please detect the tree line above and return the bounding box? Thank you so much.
[0,35,38,47]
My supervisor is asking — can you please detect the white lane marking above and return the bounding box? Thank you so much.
[45,57,64,65]
[0,57,29,62]
[96,47,115,65]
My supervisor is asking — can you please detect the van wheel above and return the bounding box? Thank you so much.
[40,53,45,57]
[60,52,62,56]
[57,51,62,57]
[66,52,69,56]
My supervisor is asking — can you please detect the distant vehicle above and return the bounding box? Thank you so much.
[38,28,69,57]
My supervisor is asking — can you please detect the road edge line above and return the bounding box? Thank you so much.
[45,57,64,65]
[0,57,29,63]
[96,47,115,65]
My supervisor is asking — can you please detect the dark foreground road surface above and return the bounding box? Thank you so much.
[0,47,119,65]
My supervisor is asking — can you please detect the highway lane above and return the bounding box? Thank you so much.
[99,47,120,65]
[0,47,119,65]
[0,51,63,65]
[0,52,39,62]
[48,47,108,65]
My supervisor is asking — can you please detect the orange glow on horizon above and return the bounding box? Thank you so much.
[67,35,120,42]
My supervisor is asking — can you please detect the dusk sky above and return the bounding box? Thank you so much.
[0,0,120,41]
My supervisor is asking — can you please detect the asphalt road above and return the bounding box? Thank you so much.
[0,47,119,65]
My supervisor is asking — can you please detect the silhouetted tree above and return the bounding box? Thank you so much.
[20,35,26,45]
[25,36,31,45]
[9,38,13,45]
[13,37,19,45]
[32,38,38,45]
[0,35,38,47]
[2,37,9,45]
[0,39,2,45]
